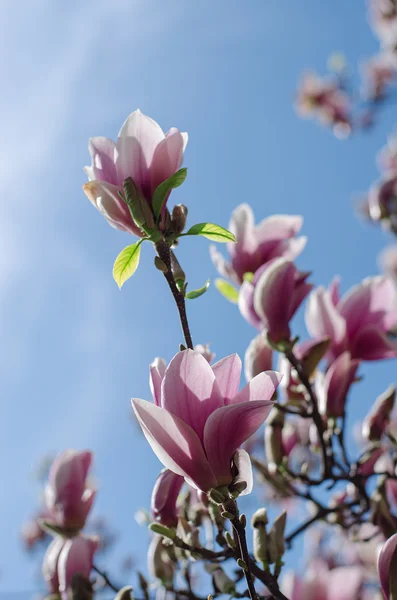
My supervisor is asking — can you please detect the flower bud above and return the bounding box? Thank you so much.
[69,573,93,600]
[316,352,359,418]
[264,408,285,470]
[371,478,397,539]
[244,333,273,382]
[44,450,96,534]
[268,511,287,565]
[170,204,188,234]
[362,385,396,441]
[194,344,215,364]
[251,508,268,563]
[175,517,201,560]
[43,536,66,594]
[378,533,397,600]
[151,469,184,527]
[148,535,175,586]
[205,565,236,596]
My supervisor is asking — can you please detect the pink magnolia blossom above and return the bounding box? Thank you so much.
[367,175,397,233]
[210,204,306,285]
[132,350,280,492]
[151,469,184,527]
[42,535,65,594]
[239,257,313,343]
[83,109,187,236]
[295,72,352,138]
[58,535,99,599]
[378,532,397,599]
[305,276,397,363]
[44,450,96,532]
[282,559,363,600]
[315,352,360,418]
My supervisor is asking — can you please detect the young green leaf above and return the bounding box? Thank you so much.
[183,222,236,243]
[214,278,239,303]
[113,241,142,289]
[185,280,210,300]
[152,168,187,220]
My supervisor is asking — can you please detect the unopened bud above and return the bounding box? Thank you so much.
[268,511,287,564]
[237,558,248,571]
[251,508,268,562]
[115,587,134,600]
[363,385,396,441]
[221,511,234,520]
[239,514,247,527]
[301,338,330,379]
[70,573,93,600]
[170,204,188,234]
[154,256,168,272]
[148,536,175,586]
[225,531,236,549]
[208,487,228,505]
[206,565,236,595]
[265,409,285,469]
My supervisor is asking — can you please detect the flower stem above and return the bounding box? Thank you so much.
[155,240,193,350]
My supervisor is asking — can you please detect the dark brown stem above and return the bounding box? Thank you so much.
[93,564,120,593]
[285,349,329,477]
[155,240,193,349]
[230,515,259,600]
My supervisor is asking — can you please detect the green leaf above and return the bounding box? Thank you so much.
[185,279,210,300]
[183,222,236,243]
[152,168,187,220]
[113,241,142,289]
[214,279,239,303]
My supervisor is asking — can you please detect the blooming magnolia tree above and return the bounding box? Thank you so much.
[23,3,397,600]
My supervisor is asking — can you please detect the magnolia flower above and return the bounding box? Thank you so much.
[362,384,396,441]
[361,54,395,101]
[239,257,312,342]
[368,0,397,50]
[83,109,187,236]
[306,276,397,362]
[132,350,280,492]
[244,333,273,382]
[210,204,306,285]
[43,535,99,600]
[367,175,397,233]
[378,532,397,599]
[151,469,184,527]
[295,72,352,138]
[282,559,363,600]
[44,450,96,532]
[315,352,360,418]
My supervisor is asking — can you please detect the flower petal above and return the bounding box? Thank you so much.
[378,533,397,600]
[228,204,256,257]
[211,354,242,403]
[161,350,223,441]
[87,137,118,184]
[232,449,253,496]
[83,180,141,236]
[230,370,281,405]
[350,324,397,361]
[305,286,346,349]
[118,109,164,165]
[244,333,273,382]
[149,357,167,406]
[203,401,273,484]
[238,280,262,330]
[132,398,217,491]
[150,128,185,195]
[255,215,303,244]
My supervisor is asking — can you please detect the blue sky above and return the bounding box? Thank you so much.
[1,0,396,596]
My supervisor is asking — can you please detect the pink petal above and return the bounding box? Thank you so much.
[238,281,262,330]
[230,370,281,405]
[203,401,273,484]
[86,137,118,184]
[253,258,296,340]
[329,276,340,306]
[42,536,65,592]
[338,276,397,338]
[150,128,185,196]
[132,398,217,491]
[118,109,164,165]
[378,533,397,599]
[115,136,149,196]
[273,236,307,261]
[209,245,238,283]
[232,449,253,496]
[350,325,397,361]
[244,333,273,382]
[149,357,167,406]
[83,180,141,236]
[305,286,346,347]
[161,350,223,441]
[318,352,359,417]
[228,204,256,258]
[255,214,303,244]
[58,536,99,597]
[211,354,242,403]
[327,567,363,600]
